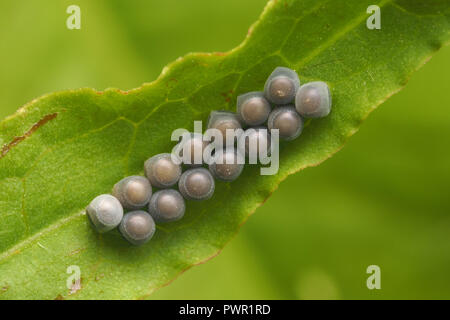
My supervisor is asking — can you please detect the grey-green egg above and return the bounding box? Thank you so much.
[238,127,271,163]
[119,210,156,246]
[176,132,209,167]
[207,111,242,146]
[295,81,332,118]
[208,148,244,181]
[267,106,303,140]
[264,67,300,105]
[178,168,215,201]
[237,92,271,126]
[112,176,152,210]
[148,189,186,223]
[144,153,182,188]
[87,194,123,233]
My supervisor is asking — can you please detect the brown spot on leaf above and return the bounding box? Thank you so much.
[1,284,9,294]
[95,273,105,281]
[166,78,179,88]
[68,248,86,256]
[54,294,65,300]
[117,89,129,95]
[220,89,234,103]
[69,277,82,295]
[0,113,58,159]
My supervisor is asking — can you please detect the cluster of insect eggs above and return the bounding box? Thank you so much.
[86,67,332,245]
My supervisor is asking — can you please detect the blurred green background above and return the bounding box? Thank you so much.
[1,1,450,299]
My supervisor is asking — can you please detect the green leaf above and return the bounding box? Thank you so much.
[0,0,449,299]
